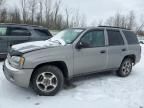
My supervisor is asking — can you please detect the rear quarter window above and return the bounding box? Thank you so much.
[123,31,138,44]
[34,29,52,37]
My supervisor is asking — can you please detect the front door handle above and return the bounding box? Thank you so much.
[100,50,106,54]
[122,48,126,52]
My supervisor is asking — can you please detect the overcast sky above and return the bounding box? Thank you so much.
[6,0,144,26]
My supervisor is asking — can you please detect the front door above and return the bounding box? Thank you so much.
[74,30,107,75]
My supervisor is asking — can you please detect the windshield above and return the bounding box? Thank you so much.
[50,29,84,44]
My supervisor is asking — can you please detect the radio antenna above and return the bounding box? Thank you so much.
[136,23,144,34]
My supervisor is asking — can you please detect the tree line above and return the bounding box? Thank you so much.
[0,0,86,30]
[97,11,144,35]
[0,0,144,35]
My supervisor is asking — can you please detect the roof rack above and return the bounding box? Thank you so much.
[0,23,43,28]
[98,26,130,30]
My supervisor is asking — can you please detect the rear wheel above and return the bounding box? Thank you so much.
[31,65,64,96]
[117,58,133,77]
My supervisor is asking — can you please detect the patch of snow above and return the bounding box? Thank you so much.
[0,45,144,108]
[12,39,65,53]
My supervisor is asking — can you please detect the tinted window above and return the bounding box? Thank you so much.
[0,27,7,36]
[34,29,52,36]
[107,30,124,46]
[81,30,105,48]
[123,31,138,44]
[7,27,31,36]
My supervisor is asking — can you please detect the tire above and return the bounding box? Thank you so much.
[116,58,133,77]
[31,65,64,96]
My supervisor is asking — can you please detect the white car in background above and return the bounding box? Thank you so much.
[139,40,144,44]
[50,30,60,35]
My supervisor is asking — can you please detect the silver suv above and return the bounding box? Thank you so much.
[3,26,141,96]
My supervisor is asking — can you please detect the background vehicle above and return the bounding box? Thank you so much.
[0,23,52,58]
[3,26,141,96]
[139,40,144,44]
[50,30,60,35]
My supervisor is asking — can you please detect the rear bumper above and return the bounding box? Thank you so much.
[3,59,33,88]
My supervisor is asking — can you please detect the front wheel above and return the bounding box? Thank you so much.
[116,58,133,77]
[31,65,64,96]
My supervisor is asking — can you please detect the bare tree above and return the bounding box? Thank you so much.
[0,0,87,30]
[0,0,6,21]
[79,14,87,27]
[45,0,52,27]
[71,10,87,27]
[53,0,61,28]
[98,19,103,26]
[36,13,41,24]
[65,8,71,27]
[28,0,37,24]
[21,0,28,23]
[105,17,114,26]
[71,10,81,27]
[65,8,69,27]
[39,0,43,24]
[0,8,7,23]
[8,7,21,23]
[104,11,137,30]
[120,16,127,28]
[127,11,136,29]
[114,12,121,27]
[56,14,63,29]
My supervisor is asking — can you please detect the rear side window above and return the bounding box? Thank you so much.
[7,27,31,36]
[123,31,138,44]
[34,29,52,37]
[107,30,124,46]
[0,27,7,36]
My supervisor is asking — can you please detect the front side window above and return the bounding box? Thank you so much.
[7,27,31,36]
[107,30,124,46]
[0,27,7,36]
[80,30,105,48]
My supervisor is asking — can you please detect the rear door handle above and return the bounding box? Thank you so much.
[122,48,126,52]
[100,50,106,54]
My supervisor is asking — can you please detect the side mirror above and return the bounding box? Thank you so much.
[76,41,89,49]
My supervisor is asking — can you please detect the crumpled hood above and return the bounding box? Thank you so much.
[12,40,65,53]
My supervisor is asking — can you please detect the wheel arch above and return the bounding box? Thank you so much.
[122,54,136,64]
[30,61,69,85]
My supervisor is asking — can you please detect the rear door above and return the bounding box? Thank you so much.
[106,29,127,69]
[0,26,8,54]
[7,27,31,48]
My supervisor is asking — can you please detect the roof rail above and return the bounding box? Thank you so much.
[0,23,43,28]
[98,26,130,30]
